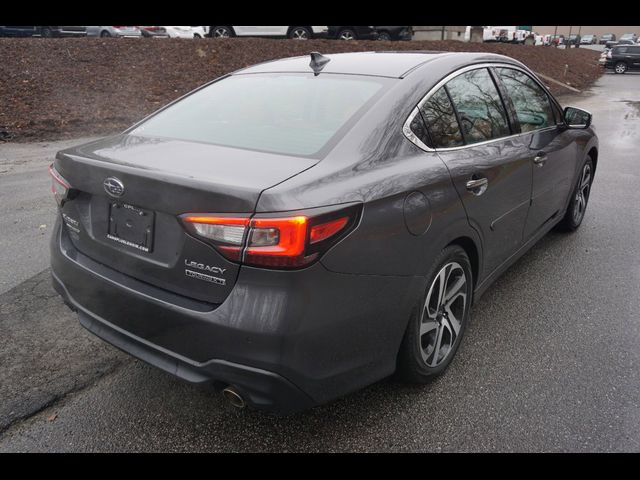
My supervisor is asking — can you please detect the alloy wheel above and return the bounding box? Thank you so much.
[419,262,467,367]
[573,163,592,224]
[291,28,309,40]
[213,27,231,38]
[615,63,627,74]
[339,30,355,40]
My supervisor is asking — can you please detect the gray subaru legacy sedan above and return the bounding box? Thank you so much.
[50,51,598,414]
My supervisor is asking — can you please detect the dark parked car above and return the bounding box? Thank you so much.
[50,52,598,414]
[605,44,640,73]
[0,26,86,37]
[327,26,378,40]
[566,34,581,46]
[600,33,616,44]
[374,26,411,41]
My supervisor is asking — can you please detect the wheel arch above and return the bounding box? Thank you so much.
[587,146,598,174]
[209,25,235,37]
[287,26,313,36]
[446,236,480,289]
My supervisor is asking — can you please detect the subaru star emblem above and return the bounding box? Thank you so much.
[103,177,125,197]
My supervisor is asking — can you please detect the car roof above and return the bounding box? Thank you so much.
[234,51,522,79]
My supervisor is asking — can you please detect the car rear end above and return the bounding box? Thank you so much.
[113,26,142,38]
[49,70,414,413]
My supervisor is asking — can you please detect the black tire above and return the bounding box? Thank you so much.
[377,31,392,41]
[100,30,111,38]
[41,27,52,38]
[288,26,311,40]
[614,61,627,74]
[397,245,473,383]
[338,28,357,41]
[557,156,594,232]
[210,26,234,39]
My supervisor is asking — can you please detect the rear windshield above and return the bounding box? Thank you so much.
[131,73,387,157]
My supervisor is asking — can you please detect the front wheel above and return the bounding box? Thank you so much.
[41,27,52,38]
[377,31,392,41]
[338,29,356,40]
[557,157,594,231]
[289,26,311,40]
[211,26,233,38]
[615,61,627,74]
[397,245,473,382]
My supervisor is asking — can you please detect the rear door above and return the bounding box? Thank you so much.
[629,46,640,69]
[494,67,576,239]
[422,67,532,277]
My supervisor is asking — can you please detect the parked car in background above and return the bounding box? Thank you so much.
[160,26,206,39]
[600,33,616,44]
[374,26,411,41]
[0,26,86,37]
[620,33,638,43]
[50,51,598,414]
[86,26,142,38]
[549,34,565,46]
[327,26,378,40]
[566,34,581,46]
[138,27,170,38]
[580,34,597,45]
[208,26,328,39]
[605,44,640,73]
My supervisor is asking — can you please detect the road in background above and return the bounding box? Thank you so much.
[0,137,99,294]
[0,73,639,452]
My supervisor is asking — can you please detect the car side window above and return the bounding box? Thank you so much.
[495,68,555,133]
[444,68,511,145]
[616,47,628,54]
[419,87,464,148]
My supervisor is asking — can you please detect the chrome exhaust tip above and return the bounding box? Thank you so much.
[222,386,246,409]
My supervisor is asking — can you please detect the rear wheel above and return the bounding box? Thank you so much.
[41,27,52,38]
[377,31,392,41]
[100,30,111,38]
[615,61,628,74]
[397,246,473,382]
[338,29,356,40]
[211,26,233,38]
[557,157,594,231]
[289,26,311,40]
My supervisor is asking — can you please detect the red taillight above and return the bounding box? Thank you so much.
[309,217,348,244]
[245,216,310,267]
[49,164,70,206]
[180,205,360,269]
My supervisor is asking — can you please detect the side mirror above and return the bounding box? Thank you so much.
[564,106,592,129]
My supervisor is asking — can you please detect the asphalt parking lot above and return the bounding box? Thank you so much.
[0,71,639,452]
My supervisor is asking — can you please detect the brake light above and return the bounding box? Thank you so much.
[245,216,310,267]
[49,164,70,206]
[180,205,360,269]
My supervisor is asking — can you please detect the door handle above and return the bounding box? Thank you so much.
[465,177,489,195]
[533,152,548,166]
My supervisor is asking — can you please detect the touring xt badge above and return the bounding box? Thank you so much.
[184,259,227,285]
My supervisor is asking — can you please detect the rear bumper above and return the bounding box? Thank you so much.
[51,218,423,413]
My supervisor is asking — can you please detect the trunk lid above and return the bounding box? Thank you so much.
[54,134,317,304]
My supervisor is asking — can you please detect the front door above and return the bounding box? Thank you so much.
[493,67,575,239]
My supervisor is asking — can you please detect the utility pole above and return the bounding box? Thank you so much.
[553,25,558,47]
[441,25,446,41]
[568,25,573,48]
